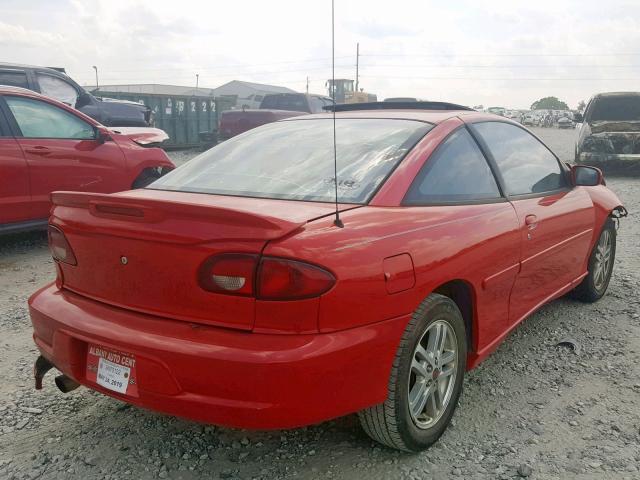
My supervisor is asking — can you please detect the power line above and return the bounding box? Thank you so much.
[100,56,354,73]
[361,52,640,58]
[359,63,640,68]
[360,74,640,81]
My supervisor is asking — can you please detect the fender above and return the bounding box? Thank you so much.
[584,185,627,249]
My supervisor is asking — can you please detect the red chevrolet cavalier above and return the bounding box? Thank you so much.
[29,102,626,451]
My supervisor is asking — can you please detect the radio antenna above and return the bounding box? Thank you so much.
[331,0,344,228]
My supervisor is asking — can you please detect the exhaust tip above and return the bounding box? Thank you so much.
[54,375,80,393]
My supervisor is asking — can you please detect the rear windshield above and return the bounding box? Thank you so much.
[260,94,309,112]
[150,118,431,204]
[590,95,640,122]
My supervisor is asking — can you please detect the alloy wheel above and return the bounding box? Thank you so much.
[408,319,458,429]
[593,229,612,292]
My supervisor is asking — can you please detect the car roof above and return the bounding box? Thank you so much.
[592,91,640,99]
[293,109,503,125]
[0,85,45,97]
[0,62,64,73]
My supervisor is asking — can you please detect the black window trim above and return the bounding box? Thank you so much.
[467,119,572,200]
[0,68,30,89]
[0,98,10,137]
[0,96,21,137]
[3,94,97,141]
[401,125,507,207]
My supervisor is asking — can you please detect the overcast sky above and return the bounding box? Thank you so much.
[2,0,640,109]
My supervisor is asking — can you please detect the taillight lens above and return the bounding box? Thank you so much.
[198,254,336,300]
[257,257,335,300]
[198,253,258,296]
[48,225,77,266]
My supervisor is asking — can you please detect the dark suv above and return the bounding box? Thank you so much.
[575,91,640,172]
[0,63,152,127]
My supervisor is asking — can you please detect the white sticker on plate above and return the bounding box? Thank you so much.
[96,357,130,394]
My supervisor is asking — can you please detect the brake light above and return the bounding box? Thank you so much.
[198,253,258,296]
[257,257,335,300]
[48,225,77,266]
[198,254,336,300]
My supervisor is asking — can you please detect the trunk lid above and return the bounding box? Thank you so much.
[51,189,354,330]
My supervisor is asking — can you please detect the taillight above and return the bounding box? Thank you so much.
[257,257,335,300]
[48,225,77,266]
[198,254,336,300]
[198,253,258,296]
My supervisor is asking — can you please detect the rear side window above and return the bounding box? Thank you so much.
[472,122,565,195]
[5,96,95,139]
[0,70,28,89]
[404,128,501,204]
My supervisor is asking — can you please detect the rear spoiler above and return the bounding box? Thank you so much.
[50,191,306,242]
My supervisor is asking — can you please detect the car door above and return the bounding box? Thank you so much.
[0,100,31,225]
[3,94,127,220]
[402,126,520,349]
[470,121,595,326]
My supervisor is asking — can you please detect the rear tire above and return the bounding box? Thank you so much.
[358,294,466,451]
[571,218,616,302]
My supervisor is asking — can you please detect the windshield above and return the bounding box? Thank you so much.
[150,118,431,204]
[590,95,640,122]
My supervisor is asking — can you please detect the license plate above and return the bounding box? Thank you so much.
[86,344,138,396]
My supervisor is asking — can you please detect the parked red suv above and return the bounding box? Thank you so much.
[0,86,174,234]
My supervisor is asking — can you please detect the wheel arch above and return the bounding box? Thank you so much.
[432,279,477,354]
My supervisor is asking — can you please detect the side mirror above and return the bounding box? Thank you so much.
[574,112,583,123]
[76,91,93,108]
[572,165,602,186]
[94,126,112,144]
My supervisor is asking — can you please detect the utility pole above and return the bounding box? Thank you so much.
[92,65,99,90]
[355,43,359,92]
[306,76,309,94]
[196,73,199,90]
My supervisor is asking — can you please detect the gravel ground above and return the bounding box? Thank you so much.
[1,128,639,480]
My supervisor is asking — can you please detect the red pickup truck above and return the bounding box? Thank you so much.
[219,93,334,140]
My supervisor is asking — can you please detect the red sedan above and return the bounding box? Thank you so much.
[29,102,626,451]
[0,86,174,234]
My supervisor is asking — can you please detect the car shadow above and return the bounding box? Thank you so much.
[0,230,47,256]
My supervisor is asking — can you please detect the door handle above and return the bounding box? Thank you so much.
[525,214,538,229]
[24,146,51,156]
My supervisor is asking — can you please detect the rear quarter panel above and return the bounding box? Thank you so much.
[264,202,520,354]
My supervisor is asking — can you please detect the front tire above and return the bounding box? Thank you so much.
[358,294,466,451]
[571,218,616,302]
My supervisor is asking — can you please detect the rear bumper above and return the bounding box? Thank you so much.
[29,284,408,429]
